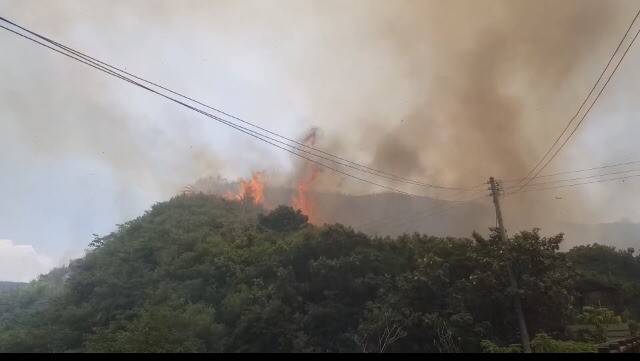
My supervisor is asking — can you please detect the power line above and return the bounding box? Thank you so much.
[370,192,489,233]
[517,9,640,189]
[506,167,640,189]
[4,15,639,223]
[353,181,488,229]
[519,25,640,191]
[0,15,473,192]
[381,168,640,233]
[358,165,640,234]
[355,188,488,232]
[507,172,640,195]
[0,22,427,197]
[502,159,640,183]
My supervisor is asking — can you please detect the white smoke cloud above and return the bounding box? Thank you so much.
[0,239,54,282]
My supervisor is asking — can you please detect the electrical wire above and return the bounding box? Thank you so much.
[516,9,640,189]
[0,15,474,192]
[0,22,428,197]
[507,172,640,195]
[502,159,640,184]
[506,167,640,189]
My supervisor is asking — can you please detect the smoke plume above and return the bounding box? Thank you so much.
[2,0,639,254]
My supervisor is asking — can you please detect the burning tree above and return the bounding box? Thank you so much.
[224,171,265,205]
[291,128,321,223]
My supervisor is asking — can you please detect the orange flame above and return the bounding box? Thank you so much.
[224,172,265,205]
[291,128,320,223]
[292,165,320,223]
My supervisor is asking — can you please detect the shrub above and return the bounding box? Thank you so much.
[530,333,596,353]
[480,340,521,353]
[258,206,308,232]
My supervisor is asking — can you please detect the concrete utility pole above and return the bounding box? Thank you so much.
[488,177,531,353]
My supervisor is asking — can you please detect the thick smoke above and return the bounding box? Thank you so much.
[364,0,621,184]
[2,0,639,248]
[298,0,638,230]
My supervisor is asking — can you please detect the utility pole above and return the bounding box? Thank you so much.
[488,177,531,353]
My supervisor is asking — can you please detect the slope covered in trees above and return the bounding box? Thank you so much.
[0,194,638,352]
[0,282,27,294]
[192,176,640,251]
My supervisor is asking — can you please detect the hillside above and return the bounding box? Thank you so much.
[191,176,490,237]
[556,222,640,251]
[0,282,27,294]
[191,177,640,250]
[0,194,638,352]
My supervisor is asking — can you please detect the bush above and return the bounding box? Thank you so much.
[258,206,308,232]
[530,333,596,353]
[576,307,622,327]
[572,326,604,343]
[480,340,522,353]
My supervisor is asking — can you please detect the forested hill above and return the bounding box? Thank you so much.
[0,282,27,293]
[0,194,638,352]
[191,177,640,250]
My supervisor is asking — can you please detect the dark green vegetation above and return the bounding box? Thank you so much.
[0,194,638,352]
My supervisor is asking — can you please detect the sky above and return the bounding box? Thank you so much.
[1,0,640,281]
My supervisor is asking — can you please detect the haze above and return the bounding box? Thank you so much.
[1,0,639,281]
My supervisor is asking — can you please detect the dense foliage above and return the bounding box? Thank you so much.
[0,194,638,352]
